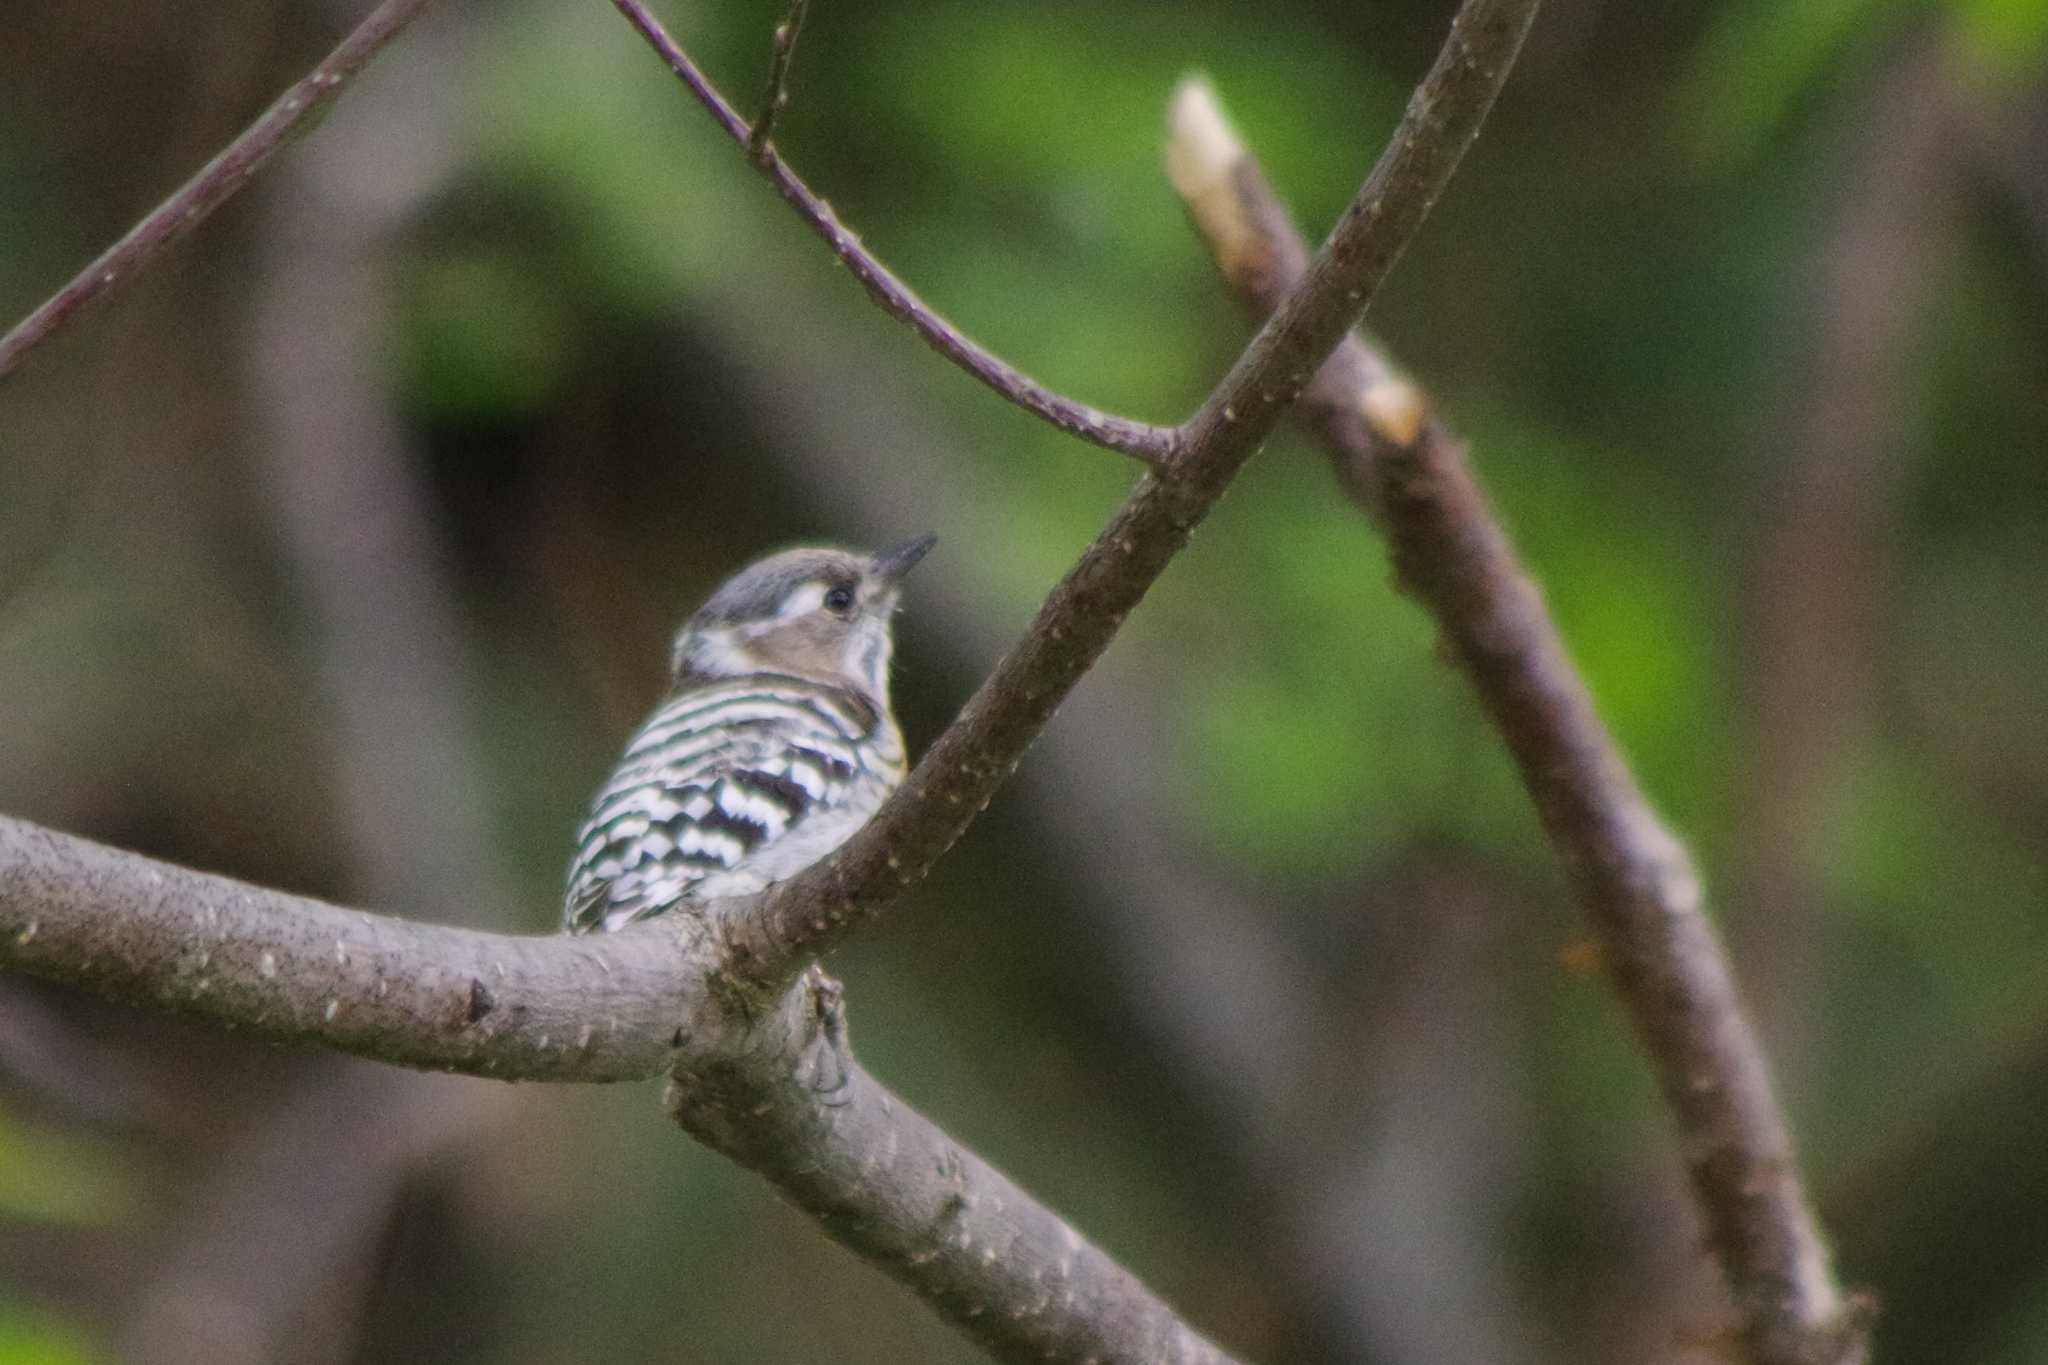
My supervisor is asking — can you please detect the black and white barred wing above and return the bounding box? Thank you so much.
[564,681,898,934]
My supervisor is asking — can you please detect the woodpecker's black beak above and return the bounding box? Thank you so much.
[871,533,937,585]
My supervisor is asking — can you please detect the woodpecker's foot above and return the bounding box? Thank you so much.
[800,963,853,1106]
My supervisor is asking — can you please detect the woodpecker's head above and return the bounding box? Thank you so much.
[670,535,935,703]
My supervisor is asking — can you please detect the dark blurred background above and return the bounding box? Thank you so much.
[3,0,2046,1361]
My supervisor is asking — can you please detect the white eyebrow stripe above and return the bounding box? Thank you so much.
[776,581,829,619]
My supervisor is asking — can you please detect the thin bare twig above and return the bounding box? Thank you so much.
[0,0,433,381]
[1165,79,1869,1365]
[723,0,1543,989]
[610,0,1178,464]
[747,0,812,161]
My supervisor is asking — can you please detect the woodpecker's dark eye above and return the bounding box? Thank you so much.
[822,584,856,615]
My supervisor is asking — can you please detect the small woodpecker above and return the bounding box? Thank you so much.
[563,535,934,934]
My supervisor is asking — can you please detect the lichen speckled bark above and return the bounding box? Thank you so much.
[0,815,694,1081]
[1166,78,1869,1365]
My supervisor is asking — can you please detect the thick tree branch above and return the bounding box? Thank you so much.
[671,968,1241,1365]
[610,0,1177,463]
[1166,79,1869,1365]
[724,0,1542,989]
[0,0,433,381]
[0,815,691,1082]
[0,815,1247,1364]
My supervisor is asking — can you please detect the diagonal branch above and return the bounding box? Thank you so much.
[671,967,1243,1365]
[0,0,434,381]
[610,0,1177,463]
[1165,79,1870,1365]
[722,0,1543,989]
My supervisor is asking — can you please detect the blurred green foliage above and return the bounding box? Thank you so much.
[6,0,2048,1359]
[1683,0,2048,165]
[0,1119,142,1229]
[0,1304,97,1365]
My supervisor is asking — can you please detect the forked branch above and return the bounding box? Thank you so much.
[0,3,1543,1363]
[609,0,1178,462]
[747,0,812,159]
[723,0,1542,988]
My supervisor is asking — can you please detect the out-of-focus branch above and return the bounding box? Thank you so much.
[118,1064,505,1365]
[722,0,1542,989]
[122,18,533,1356]
[0,980,175,1135]
[1735,38,1950,1067]
[1165,79,1868,1365]
[246,7,509,928]
[611,0,1177,462]
[747,0,811,160]
[0,0,433,380]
